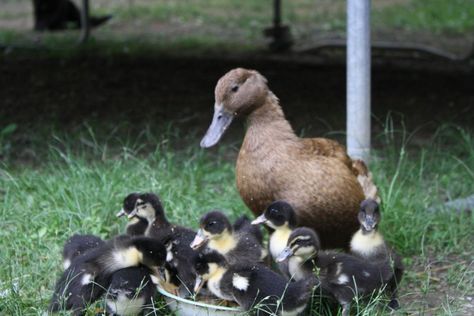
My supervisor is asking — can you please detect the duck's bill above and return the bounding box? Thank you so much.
[193,275,205,294]
[276,247,293,262]
[251,214,267,225]
[127,208,138,219]
[200,106,234,148]
[190,229,207,250]
[116,209,127,218]
[362,216,376,231]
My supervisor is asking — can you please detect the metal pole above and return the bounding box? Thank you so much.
[347,0,371,162]
[274,0,281,27]
[78,0,90,44]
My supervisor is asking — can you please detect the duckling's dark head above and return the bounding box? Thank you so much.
[190,211,232,249]
[358,199,381,233]
[252,200,297,229]
[132,237,167,269]
[127,193,167,224]
[116,192,140,218]
[276,227,320,262]
[192,250,227,293]
[108,266,151,300]
[201,68,269,148]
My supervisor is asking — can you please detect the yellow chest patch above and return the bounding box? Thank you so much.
[209,233,237,255]
[350,230,384,257]
[270,227,292,259]
[110,247,142,272]
[208,266,232,300]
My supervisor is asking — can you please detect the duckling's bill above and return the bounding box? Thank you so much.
[190,229,207,249]
[193,275,204,294]
[251,214,267,225]
[127,208,138,219]
[276,246,293,262]
[200,105,234,148]
[116,209,126,217]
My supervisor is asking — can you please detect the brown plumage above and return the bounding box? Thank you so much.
[201,68,379,249]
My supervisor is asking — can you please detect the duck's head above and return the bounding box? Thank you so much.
[190,211,232,249]
[131,237,167,270]
[127,193,167,224]
[358,199,380,233]
[107,266,151,300]
[251,200,297,230]
[276,227,320,262]
[192,250,227,294]
[116,192,140,218]
[200,68,269,148]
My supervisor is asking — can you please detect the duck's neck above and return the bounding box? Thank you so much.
[209,230,236,255]
[350,228,385,258]
[244,94,297,151]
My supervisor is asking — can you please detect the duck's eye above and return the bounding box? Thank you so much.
[208,221,216,227]
[231,84,239,92]
[270,208,278,214]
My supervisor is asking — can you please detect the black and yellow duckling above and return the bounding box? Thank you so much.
[62,234,105,270]
[49,235,166,315]
[193,250,317,315]
[252,200,297,276]
[127,192,197,296]
[350,199,404,310]
[105,266,156,316]
[190,210,264,266]
[116,192,148,236]
[278,227,395,316]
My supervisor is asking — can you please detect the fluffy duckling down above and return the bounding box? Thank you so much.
[105,266,156,316]
[193,250,317,316]
[278,227,396,316]
[350,199,404,310]
[190,210,264,266]
[49,235,166,314]
[126,192,197,296]
[252,200,297,277]
[116,192,148,236]
[200,68,381,249]
[62,234,104,270]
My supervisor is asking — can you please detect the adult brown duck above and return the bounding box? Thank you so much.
[200,68,379,249]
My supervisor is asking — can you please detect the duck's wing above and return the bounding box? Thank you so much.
[300,138,353,168]
[300,138,381,203]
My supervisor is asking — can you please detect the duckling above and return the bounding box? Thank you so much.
[233,215,264,245]
[127,192,197,296]
[278,227,395,316]
[350,199,404,309]
[105,266,156,316]
[116,192,148,236]
[252,200,297,276]
[62,234,105,270]
[200,68,381,249]
[49,235,166,315]
[190,210,264,266]
[193,250,317,315]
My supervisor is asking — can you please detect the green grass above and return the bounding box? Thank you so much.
[0,120,472,315]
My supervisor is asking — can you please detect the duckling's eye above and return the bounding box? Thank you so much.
[270,208,278,214]
[231,84,239,92]
[207,221,216,227]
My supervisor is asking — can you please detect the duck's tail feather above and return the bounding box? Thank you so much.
[352,159,381,204]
